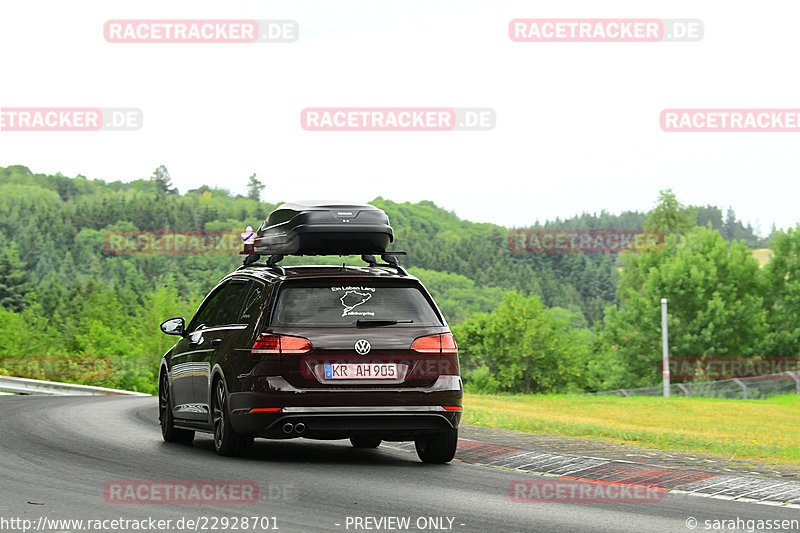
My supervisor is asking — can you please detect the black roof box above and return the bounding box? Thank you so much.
[255,200,393,255]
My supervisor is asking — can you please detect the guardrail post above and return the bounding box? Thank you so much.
[786,372,800,395]
[661,298,670,398]
[732,378,748,400]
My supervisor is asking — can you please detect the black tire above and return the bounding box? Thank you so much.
[350,436,382,449]
[159,372,195,444]
[212,378,254,457]
[415,428,458,464]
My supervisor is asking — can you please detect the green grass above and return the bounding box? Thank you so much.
[462,393,800,466]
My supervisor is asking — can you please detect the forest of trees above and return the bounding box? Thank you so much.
[0,164,794,395]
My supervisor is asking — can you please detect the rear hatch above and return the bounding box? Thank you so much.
[261,278,458,389]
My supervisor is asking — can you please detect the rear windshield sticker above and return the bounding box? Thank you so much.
[331,286,376,317]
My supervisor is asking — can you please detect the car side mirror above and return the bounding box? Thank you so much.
[160,317,186,336]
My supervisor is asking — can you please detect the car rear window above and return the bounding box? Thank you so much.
[271,280,443,327]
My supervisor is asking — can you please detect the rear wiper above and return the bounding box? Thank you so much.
[356,319,414,328]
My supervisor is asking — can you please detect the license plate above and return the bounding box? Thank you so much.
[324,363,397,380]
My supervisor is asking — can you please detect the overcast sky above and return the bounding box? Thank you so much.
[1,1,798,234]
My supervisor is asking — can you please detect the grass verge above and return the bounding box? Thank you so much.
[462,393,800,466]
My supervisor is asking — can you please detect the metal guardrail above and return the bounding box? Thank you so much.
[0,375,151,396]
[586,371,800,400]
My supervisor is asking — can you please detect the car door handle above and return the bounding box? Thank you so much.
[210,338,222,346]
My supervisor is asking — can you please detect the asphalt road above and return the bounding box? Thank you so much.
[0,396,798,533]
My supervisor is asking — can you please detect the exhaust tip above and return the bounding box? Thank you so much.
[295,422,306,434]
[282,422,294,434]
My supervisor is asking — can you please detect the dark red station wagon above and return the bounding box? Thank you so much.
[158,202,462,463]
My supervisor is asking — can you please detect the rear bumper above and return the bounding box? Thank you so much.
[228,375,462,439]
[250,410,459,440]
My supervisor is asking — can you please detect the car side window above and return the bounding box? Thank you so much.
[238,281,266,322]
[206,280,248,327]
[189,280,248,331]
[189,283,227,332]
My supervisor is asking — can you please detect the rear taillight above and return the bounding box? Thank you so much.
[411,333,458,354]
[251,334,280,354]
[251,334,312,355]
[440,333,457,353]
[279,335,314,353]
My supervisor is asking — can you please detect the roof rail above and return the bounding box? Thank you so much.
[361,252,408,276]
[237,253,286,276]
[241,251,408,276]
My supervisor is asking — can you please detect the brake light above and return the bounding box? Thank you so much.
[410,335,441,353]
[411,333,458,354]
[251,334,280,354]
[251,334,312,355]
[280,335,313,354]
[440,333,458,354]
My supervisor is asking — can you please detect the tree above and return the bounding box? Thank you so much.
[761,224,800,356]
[150,165,176,194]
[453,292,596,393]
[723,207,737,241]
[601,226,768,386]
[643,189,696,237]
[0,242,29,310]
[696,205,723,232]
[31,272,66,318]
[246,173,265,202]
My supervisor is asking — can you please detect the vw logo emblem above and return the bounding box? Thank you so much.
[355,339,371,355]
